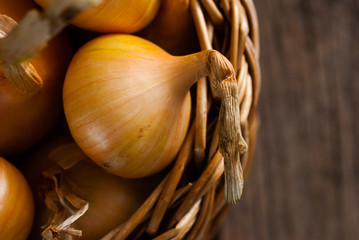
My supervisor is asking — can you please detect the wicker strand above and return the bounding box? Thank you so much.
[152,228,181,240]
[169,151,223,228]
[229,0,240,73]
[240,75,253,123]
[101,175,169,240]
[243,113,259,179]
[191,0,213,167]
[147,125,195,235]
[237,1,250,70]
[186,187,215,240]
[240,0,260,55]
[200,0,224,29]
[238,56,249,103]
[172,200,201,240]
[245,38,261,123]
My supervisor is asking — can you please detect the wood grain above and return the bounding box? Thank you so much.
[220,0,359,239]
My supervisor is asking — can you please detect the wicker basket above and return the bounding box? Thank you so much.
[1,0,260,238]
[99,0,261,239]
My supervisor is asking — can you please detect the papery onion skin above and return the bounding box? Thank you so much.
[35,0,161,33]
[63,34,202,178]
[23,131,159,240]
[0,0,73,156]
[0,156,34,240]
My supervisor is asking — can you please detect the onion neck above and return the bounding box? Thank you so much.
[178,49,248,205]
[173,50,211,93]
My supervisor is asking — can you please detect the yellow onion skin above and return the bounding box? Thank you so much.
[0,156,34,240]
[35,0,161,33]
[0,0,73,156]
[62,34,212,178]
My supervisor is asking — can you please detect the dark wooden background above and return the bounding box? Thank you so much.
[220,0,359,239]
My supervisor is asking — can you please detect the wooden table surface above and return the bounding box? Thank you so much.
[219,0,359,239]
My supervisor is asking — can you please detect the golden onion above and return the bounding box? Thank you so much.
[0,0,73,155]
[35,0,161,33]
[63,34,246,204]
[0,156,34,240]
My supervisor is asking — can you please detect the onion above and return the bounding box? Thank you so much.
[0,0,73,155]
[24,130,159,240]
[63,34,247,204]
[35,0,161,33]
[0,156,34,240]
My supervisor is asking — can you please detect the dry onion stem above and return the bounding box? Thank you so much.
[0,0,101,92]
[207,50,248,205]
[191,0,247,205]
[39,144,90,239]
[0,15,42,93]
[41,173,89,239]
